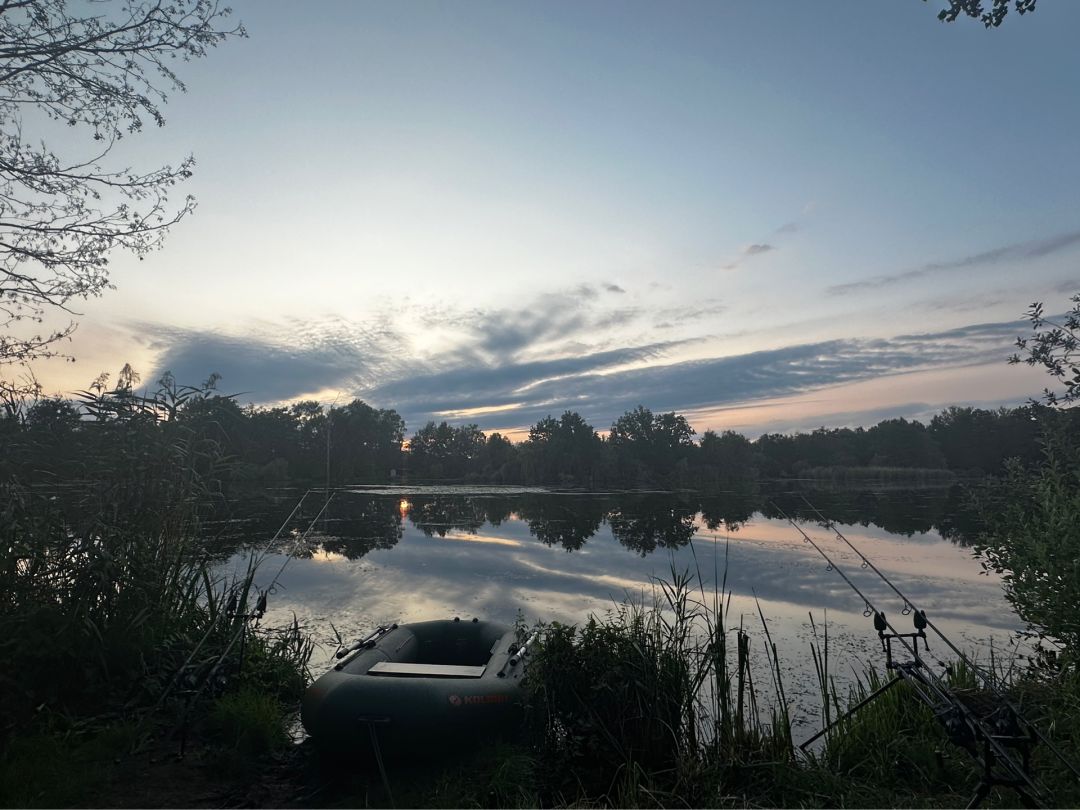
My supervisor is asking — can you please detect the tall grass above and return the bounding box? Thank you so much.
[0,381,314,805]
[518,560,1080,808]
[523,559,794,806]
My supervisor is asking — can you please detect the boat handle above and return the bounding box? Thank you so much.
[509,631,540,666]
[336,623,396,659]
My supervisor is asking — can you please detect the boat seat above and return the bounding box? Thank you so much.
[368,662,487,678]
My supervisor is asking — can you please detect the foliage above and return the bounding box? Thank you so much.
[609,404,696,485]
[524,565,793,805]
[522,410,600,485]
[0,0,243,364]
[975,292,1080,659]
[974,415,1080,655]
[926,0,1037,27]
[1010,293,1080,407]
[0,370,311,776]
[408,420,486,480]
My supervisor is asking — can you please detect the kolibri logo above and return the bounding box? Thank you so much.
[448,693,510,706]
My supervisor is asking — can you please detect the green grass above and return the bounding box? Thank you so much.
[0,396,315,806]
[511,561,1080,808]
[204,687,290,777]
[0,722,139,808]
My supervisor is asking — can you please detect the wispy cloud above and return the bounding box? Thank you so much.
[828,229,1080,296]
[724,211,807,270]
[724,242,776,270]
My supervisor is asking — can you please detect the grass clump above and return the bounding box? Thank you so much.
[0,722,139,808]
[523,563,793,806]
[205,687,289,776]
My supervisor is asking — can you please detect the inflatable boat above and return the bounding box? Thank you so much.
[301,618,535,754]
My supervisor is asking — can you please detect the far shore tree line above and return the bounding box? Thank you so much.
[2,368,1073,490]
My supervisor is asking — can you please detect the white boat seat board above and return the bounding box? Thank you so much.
[368,662,487,678]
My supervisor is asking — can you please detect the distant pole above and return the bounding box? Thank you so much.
[325,393,341,504]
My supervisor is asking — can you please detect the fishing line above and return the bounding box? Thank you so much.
[263,490,337,597]
[772,502,1047,800]
[137,486,318,731]
[798,494,1080,782]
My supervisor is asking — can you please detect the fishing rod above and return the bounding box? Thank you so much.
[798,494,1080,784]
[138,486,319,732]
[263,490,337,596]
[772,502,1047,804]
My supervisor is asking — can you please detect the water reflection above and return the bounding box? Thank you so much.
[205,483,987,561]
[219,484,1022,728]
[608,496,699,556]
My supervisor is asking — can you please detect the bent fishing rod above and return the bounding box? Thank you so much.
[772,502,1048,802]
[798,494,1080,783]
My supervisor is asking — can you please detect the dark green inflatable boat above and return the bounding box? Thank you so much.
[301,618,534,754]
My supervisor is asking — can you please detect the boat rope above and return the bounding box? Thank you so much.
[798,494,1080,783]
[772,502,1047,802]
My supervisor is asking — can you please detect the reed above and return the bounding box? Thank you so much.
[523,553,794,806]
[0,386,314,806]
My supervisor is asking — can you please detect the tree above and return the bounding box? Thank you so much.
[407,421,485,480]
[609,405,696,483]
[0,0,243,365]
[698,429,756,480]
[976,292,1080,658]
[524,411,601,485]
[326,399,405,483]
[864,418,945,469]
[926,0,1036,27]
[1009,294,1080,407]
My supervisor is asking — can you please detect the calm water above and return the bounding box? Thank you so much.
[216,484,1025,729]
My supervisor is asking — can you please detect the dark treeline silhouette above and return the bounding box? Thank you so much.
[3,369,1073,492]
[406,404,1062,488]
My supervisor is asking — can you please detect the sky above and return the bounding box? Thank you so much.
[18,0,1080,438]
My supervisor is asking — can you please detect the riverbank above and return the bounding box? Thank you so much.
[4,569,1078,808]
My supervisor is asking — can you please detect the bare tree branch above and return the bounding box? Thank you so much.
[0,0,243,365]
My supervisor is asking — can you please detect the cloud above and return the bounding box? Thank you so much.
[365,339,694,421]
[724,242,776,270]
[652,301,726,330]
[829,229,1080,296]
[367,317,1026,431]
[138,300,1028,436]
[142,318,404,401]
[603,282,626,294]
[723,211,805,270]
[464,289,652,362]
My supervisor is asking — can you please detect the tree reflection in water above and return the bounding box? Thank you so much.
[204,484,988,561]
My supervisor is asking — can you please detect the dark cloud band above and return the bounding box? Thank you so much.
[143,312,1027,434]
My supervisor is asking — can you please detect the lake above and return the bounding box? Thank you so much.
[216,483,1026,731]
